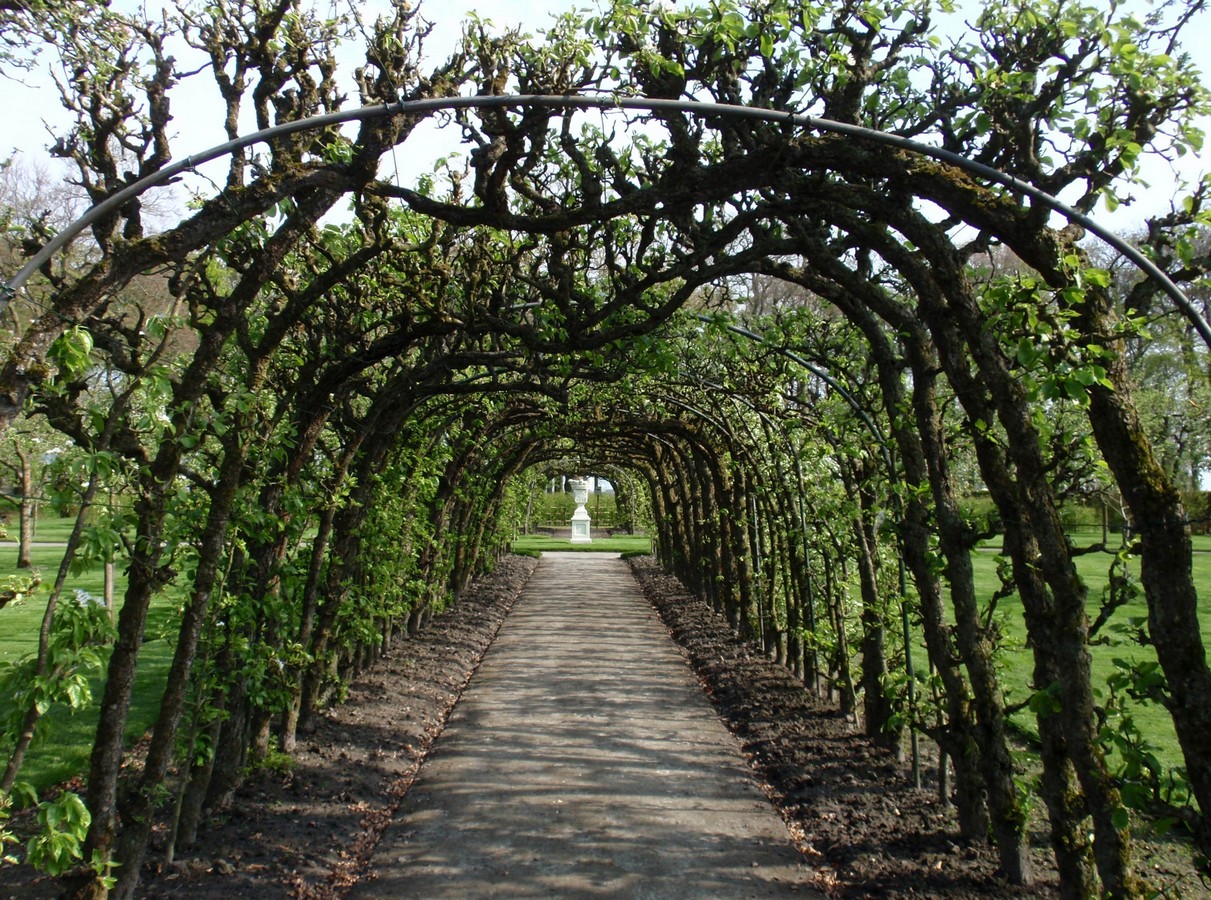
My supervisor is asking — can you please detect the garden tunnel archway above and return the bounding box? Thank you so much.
[2,5,1211,897]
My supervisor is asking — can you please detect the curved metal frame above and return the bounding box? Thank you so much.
[4,93,1208,348]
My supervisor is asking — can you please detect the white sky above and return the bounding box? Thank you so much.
[1,0,1209,233]
[1,0,579,167]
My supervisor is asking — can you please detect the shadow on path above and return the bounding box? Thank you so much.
[351,552,817,898]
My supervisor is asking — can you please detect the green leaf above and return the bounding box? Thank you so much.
[1153,816,1178,836]
[47,327,94,379]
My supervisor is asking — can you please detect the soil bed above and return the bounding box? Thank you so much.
[2,552,1201,897]
[628,557,1201,898]
[628,557,1056,898]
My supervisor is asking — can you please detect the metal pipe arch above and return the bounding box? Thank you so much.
[5,93,1207,348]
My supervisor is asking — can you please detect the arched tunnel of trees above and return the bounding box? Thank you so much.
[1,0,1211,897]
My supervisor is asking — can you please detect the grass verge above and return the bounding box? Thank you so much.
[510,534,653,555]
[968,533,1211,773]
[0,532,176,794]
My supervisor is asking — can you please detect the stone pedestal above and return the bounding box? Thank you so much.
[569,477,592,543]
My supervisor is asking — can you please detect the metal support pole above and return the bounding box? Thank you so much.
[3,94,1206,349]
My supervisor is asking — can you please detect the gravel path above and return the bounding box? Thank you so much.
[350,552,817,898]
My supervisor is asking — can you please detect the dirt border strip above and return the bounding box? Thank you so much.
[627,555,1055,898]
[287,554,539,900]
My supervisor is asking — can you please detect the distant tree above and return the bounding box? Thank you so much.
[0,416,63,566]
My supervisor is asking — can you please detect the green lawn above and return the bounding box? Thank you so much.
[968,533,1211,773]
[0,546,115,666]
[0,514,82,546]
[0,537,176,793]
[510,533,654,555]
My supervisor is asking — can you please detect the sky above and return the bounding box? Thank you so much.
[2,0,1209,234]
[1,0,578,173]
[0,1,574,209]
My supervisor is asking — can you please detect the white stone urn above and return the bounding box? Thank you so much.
[569,477,592,543]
